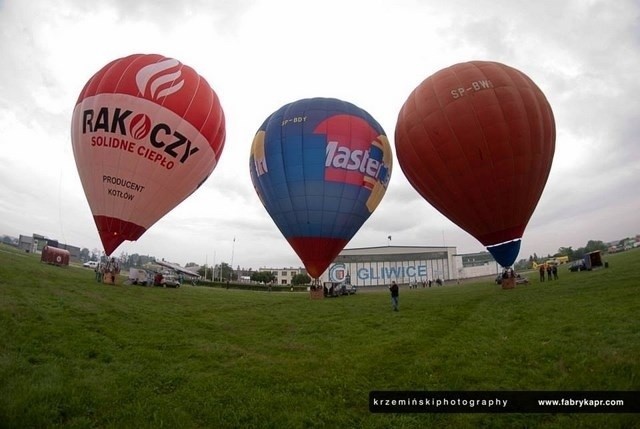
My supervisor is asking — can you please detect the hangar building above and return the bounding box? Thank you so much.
[320,245,500,287]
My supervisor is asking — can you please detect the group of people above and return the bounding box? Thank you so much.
[408,278,443,289]
[539,263,558,282]
[94,258,120,284]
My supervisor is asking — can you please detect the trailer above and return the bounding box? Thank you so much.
[40,246,70,266]
[583,250,603,270]
[128,268,151,285]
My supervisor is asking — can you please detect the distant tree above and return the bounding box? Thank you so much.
[513,259,529,271]
[185,262,198,268]
[222,262,234,281]
[138,255,153,266]
[198,266,214,280]
[556,247,575,260]
[585,240,607,253]
[209,262,234,281]
[251,271,276,284]
[116,252,129,268]
[80,248,90,261]
[125,253,140,267]
[292,273,311,285]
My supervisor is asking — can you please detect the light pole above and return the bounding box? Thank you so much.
[230,237,236,281]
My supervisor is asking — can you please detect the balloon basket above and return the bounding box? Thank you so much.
[501,277,516,290]
[309,287,324,300]
[103,273,120,285]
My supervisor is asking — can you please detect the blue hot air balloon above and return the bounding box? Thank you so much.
[250,98,393,279]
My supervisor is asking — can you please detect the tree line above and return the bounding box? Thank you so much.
[83,250,314,284]
[514,239,609,270]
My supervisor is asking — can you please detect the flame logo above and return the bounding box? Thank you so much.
[136,58,184,99]
[129,114,151,139]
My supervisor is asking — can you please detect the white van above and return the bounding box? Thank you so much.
[128,268,150,285]
[83,261,99,269]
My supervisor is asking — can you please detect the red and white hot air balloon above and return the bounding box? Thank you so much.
[71,54,225,255]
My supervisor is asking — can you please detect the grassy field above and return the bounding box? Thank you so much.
[1,244,639,428]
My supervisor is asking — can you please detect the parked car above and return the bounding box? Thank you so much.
[163,274,181,288]
[83,261,99,269]
[323,281,356,297]
[569,261,586,272]
[344,284,357,295]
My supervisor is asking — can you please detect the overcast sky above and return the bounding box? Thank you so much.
[0,0,638,270]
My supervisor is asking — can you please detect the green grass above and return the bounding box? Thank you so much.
[1,244,639,428]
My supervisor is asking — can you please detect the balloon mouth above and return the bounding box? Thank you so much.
[477,225,526,249]
[94,215,146,256]
[287,237,349,279]
[487,239,522,268]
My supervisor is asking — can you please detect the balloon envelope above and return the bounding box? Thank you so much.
[71,54,225,255]
[395,61,555,266]
[250,98,392,278]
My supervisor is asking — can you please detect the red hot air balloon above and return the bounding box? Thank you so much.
[71,54,225,255]
[395,61,555,267]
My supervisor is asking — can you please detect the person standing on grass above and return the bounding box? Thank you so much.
[389,281,399,312]
[539,264,545,282]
